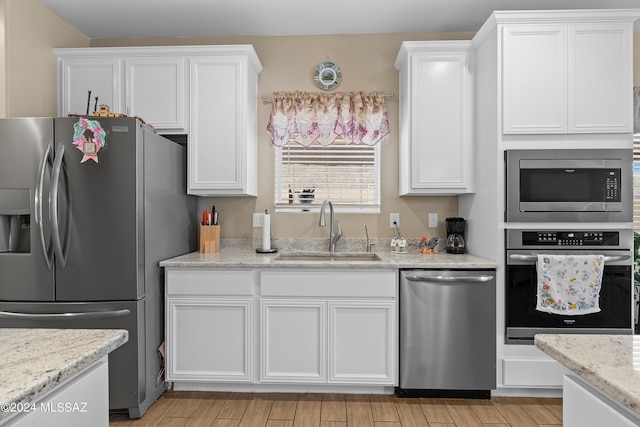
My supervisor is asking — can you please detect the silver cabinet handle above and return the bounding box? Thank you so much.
[405,275,494,283]
[509,254,630,262]
[50,144,72,268]
[36,144,54,270]
[0,309,130,320]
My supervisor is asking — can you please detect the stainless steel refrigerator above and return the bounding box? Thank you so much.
[0,117,196,418]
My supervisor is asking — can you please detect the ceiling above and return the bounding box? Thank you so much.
[39,0,640,39]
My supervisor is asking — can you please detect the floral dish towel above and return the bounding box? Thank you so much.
[536,254,605,315]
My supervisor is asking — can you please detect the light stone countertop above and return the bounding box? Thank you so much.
[159,238,497,269]
[535,334,640,417]
[159,249,496,269]
[0,328,128,421]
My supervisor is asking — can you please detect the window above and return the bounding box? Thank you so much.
[266,91,389,213]
[274,139,380,213]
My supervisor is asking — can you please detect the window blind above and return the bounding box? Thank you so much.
[275,139,380,212]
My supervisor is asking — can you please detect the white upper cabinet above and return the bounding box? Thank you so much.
[501,14,635,134]
[125,56,187,133]
[394,41,474,195]
[188,49,262,197]
[56,55,121,117]
[55,45,262,197]
[56,47,187,133]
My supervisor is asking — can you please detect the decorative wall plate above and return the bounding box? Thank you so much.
[313,61,342,90]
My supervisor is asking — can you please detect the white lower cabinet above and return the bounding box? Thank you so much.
[165,268,397,388]
[167,298,253,382]
[563,374,640,427]
[329,301,395,384]
[259,270,397,386]
[261,300,327,382]
[4,357,109,427]
[165,269,255,383]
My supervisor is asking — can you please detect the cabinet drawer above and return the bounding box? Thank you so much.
[260,270,397,298]
[166,269,254,296]
[502,358,570,387]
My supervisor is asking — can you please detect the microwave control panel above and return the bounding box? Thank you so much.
[521,231,619,247]
[605,170,621,202]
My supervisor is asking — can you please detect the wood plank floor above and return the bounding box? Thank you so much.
[109,392,563,427]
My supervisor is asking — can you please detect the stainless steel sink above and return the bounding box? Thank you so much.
[274,252,381,262]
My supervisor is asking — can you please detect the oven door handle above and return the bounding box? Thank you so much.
[509,254,631,263]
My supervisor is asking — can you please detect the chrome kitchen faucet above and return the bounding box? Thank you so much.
[318,199,342,253]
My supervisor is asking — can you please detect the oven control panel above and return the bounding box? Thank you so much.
[521,231,619,246]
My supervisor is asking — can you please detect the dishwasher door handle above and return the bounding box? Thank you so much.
[404,275,494,283]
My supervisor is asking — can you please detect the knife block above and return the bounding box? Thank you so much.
[199,225,220,253]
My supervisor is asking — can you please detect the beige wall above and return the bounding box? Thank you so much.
[4,14,638,242]
[1,0,87,118]
[92,33,476,242]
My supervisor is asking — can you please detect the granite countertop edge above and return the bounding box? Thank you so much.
[535,334,640,416]
[0,328,128,421]
[159,249,497,269]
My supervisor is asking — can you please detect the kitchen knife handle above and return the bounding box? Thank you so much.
[0,309,130,320]
[50,144,72,268]
[36,145,54,270]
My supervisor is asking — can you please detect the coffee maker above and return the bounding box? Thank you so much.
[445,217,465,254]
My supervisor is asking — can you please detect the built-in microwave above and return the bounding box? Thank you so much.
[505,149,632,222]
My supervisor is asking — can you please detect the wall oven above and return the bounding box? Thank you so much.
[505,149,632,222]
[505,228,633,344]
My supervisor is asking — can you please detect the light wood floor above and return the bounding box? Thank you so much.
[108,391,563,427]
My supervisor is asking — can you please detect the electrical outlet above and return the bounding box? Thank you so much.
[428,213,438,228]
[252,213,263,227]
[389,213,400,228]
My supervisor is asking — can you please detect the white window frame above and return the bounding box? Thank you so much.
[274,140,381,213]
[634,133,640,231]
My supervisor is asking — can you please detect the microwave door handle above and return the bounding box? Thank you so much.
[35,144,54,270]
[509,254,631,263]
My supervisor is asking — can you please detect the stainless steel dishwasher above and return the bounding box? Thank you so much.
[397,269,496,398]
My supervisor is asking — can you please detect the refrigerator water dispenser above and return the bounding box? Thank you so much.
[0,189,30,253]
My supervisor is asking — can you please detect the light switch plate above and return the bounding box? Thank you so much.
[252,213,263,227]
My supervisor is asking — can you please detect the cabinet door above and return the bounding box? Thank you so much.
[58,57,121,117]
[502,26,568,134]
[188,56,258,196]
[125,57,187,132]
[261,300,326,382]
[166,298,252,382]
[328,301,396,384]
[398,46,474,195]
[569,24,632,133]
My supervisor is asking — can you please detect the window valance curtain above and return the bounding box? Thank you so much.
[266,91,390,146]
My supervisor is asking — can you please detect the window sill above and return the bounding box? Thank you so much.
[275,204,380,214]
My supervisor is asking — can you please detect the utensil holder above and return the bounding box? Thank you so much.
[199,225,220,253]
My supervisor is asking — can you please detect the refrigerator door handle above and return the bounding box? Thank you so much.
[50,144,72,268]
[36,144,54,270]
[0,309,131,320]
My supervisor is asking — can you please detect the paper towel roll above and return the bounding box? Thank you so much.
[262,210,271,250]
